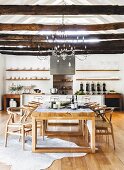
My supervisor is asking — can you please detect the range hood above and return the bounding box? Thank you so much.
[50,55,75,75]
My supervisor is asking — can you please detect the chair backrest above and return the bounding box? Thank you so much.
[103,107,114,123]
[7,105,36,123]
[95,107,114,123]
[93,105,107,121]
[28,101,41,108]
[20,105,37,122]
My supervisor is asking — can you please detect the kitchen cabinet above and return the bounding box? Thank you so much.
[104,93,123,110]
[3,94,22,111]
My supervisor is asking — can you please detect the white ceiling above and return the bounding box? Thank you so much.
[0,0,124,35]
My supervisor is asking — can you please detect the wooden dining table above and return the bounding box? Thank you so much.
[32,107,95,153]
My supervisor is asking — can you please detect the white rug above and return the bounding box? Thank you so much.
[0,136,86,170]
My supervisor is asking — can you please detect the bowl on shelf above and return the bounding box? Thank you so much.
[34,89,41,93]
[108,90,117,94]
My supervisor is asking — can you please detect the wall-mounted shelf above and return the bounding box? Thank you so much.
[76,78,120,81]
[76,69,120,71]
[63,89,73,91]
[6,78,50,81]
[53,80,73,83]
[6,69,50,71]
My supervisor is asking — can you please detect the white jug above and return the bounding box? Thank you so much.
[13,100,17,107]
[9,99,14,107]
[9,99,17,107]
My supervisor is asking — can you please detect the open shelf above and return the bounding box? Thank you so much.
[53,75,73,95]
[53,80,73,83]
[76,69,120,71]
[63,89,73,91]
[6,78,50,81]
[6,69,50,71]
[76,78,120,81]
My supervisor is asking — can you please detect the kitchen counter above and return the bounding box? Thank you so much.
[3,93,104,111]
[22,94,104,105]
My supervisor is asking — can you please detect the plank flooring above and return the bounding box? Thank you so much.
[0,111,124,170]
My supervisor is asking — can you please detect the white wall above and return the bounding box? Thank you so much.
[4,53,124,96]
[0,54,5,110]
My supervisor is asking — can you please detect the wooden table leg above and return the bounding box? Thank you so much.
[42,120,45,140]
[79,120,82,133]
[90,118,95,153]
[32,117,37,152]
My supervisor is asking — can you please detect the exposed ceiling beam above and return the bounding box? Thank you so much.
[0,5,124,15]
[0,43,124,52]
[0,22,124,31]
[0,50,123,56]
[1,33,124,41]
[0,40,124,49]
[0,46,124,51]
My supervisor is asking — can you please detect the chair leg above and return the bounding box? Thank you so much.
[19,128,22,142]
[22,125,25,150]
[4,126,8,147]
[4,114,13,147]
[111,126,115,150]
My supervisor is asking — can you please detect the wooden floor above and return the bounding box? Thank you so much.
[1,111,124,170]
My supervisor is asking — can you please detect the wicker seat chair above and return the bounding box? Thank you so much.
[4,105,35,150]
[95,107,115,149]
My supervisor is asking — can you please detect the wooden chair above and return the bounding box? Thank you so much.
[4,105,35,150]
[93,105,107,121]
[28,101,45,138]
[95,107,115,149]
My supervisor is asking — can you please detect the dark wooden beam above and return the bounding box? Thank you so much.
[0,34,46,41]
[0,40,124,49]
[0,44,124,51]
[0,50,123,56]
[1,33,124,41]
[0,46,36,51]
[0,22,124,31]
[0,5,124,15]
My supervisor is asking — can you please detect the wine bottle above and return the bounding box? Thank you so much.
[80,82,84,91]
[103,82,107,94]
[91,81,95,94]
[71,95,74,104]
[86,82,90,94]
[75,95,78,109]
[75,95,77,101]
[97,82,101,94]
[71,95,75,109]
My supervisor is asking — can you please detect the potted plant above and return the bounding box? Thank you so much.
[9,84,17,94]
[16,85,23,94]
